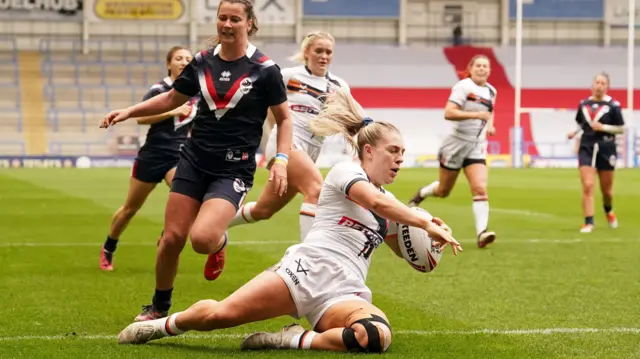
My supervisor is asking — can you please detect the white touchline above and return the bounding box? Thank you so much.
[1,328,639,341]
[1,237,636,248]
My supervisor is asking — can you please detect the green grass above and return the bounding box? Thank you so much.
[1,168,639,359]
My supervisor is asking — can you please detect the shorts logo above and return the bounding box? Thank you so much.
[240,78,253,94]
[233,178,246,193]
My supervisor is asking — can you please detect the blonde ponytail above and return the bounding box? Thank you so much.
[310,91,365,151]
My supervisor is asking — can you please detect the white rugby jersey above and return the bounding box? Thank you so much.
[448,77,497,141]
[304,161,396,281]
[281,66,350,147]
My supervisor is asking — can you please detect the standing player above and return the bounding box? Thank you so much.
[100,46,198,271]
[408,55,497,248]
[117,90,461,353]
[228,31,352,241]
[567,72,624,233]
[101,0,293,321]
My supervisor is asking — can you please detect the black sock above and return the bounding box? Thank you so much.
[585,216,594,225]
[153,288,173,312]
[604,205,612,214]
[104,236,118,252]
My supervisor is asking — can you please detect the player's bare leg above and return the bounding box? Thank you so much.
[242,300,392,353]
[190,198,238,281]
[102,177,157,271]
[464,163,495,248]
[409,166,460,206]
[598,169,618,228]
[119,271,297,344]
[579,166,596,233]
[230,149,323,241]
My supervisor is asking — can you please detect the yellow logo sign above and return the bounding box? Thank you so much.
[93,0,185,20]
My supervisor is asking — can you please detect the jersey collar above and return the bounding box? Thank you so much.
[163,76,174,87]
[305,65,330,79]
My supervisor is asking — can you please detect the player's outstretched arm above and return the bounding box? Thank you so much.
[101,89,189,128]
[347,181,462,255]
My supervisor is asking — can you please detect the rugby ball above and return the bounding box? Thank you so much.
[397,207,444,273]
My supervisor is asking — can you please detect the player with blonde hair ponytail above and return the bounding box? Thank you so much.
[117,89,461,354]
[230,30,351,242]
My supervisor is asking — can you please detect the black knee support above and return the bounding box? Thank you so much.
[342,314,391,353]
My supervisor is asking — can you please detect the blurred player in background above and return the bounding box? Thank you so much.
[567,72,624,233]
[101,0,293,321]
[409,55,497,248]
[100,46,198,271]
[117,90,461,354]
[228,31,352,241]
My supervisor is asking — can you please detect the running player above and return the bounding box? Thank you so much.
[228,31,351,241]
[567,72,624,233]
[100,46,198,271]
[101,0,293,321]
[409,55,497,248]
[116,90,462,353]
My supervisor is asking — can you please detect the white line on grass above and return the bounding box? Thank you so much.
[1,237,636,248]
[0,241,297,248]
[1,328,639,341]
[491,208,558,218]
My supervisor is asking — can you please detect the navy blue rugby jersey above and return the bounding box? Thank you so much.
[137,77,199,161]
[575,95,625,144]
[172,43,288,177]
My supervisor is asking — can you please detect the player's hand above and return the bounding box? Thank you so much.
[100,108,131,128]
[269,162,288,197]
[431,217,452,235]
[591,122,604,131]
[172,103,192,118]
[425,220,462,256]
[567,131,576,140]
[487,126,496,136]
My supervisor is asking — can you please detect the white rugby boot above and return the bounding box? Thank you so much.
[241,323,306,350]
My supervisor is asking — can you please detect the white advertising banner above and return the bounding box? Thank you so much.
[197,0,296,25]
[0,0,83,21]
[86,0,189,22]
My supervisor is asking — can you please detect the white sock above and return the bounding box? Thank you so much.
[159,312,186,337]
[299,203,317,242]
[420,181,440,198]
[472,195,489,235]
[290,330,318,349]
[229,202,257,227]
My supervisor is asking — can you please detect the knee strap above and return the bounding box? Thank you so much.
[342,314,392,353]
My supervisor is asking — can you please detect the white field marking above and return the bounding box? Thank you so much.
[0,241,297,248]
[1,237,637,248]
[491,208,558,218]
[1,328,639,341]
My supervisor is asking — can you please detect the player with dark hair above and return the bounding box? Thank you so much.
[116,90,461,354]
[567,72,624,233]
[101,0,293,321]
[100,46,198,271]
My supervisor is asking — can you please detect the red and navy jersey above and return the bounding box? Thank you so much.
[138,77,199,161]
[172,43,287,179]
[575,95,625,144]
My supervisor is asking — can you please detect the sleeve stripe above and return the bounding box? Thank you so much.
[344,177,367,196]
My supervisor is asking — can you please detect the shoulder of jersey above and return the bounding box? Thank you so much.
[328,73,350,91]
[332,160,365,175]
[485,82,497,97]
[149,77,170,92]
[247,45,277,69]
[605,96,620,107]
